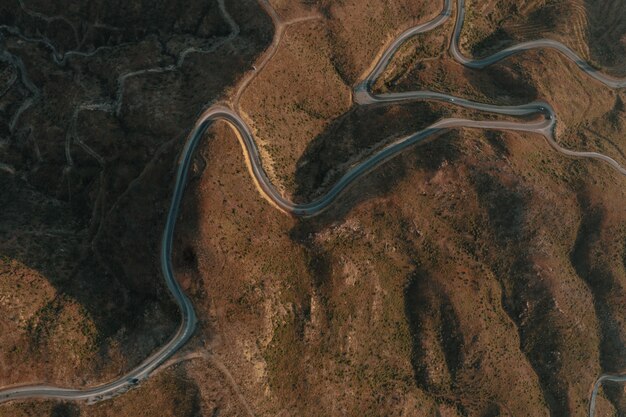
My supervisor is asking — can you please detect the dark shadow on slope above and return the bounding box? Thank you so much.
[483,131,510,157]
[0,0,232,60]
[0,0,273,386]
[471,170,571,417]
[610,94,625,129]
[383,58,538,107]
[291,101,461,222]
[467,3,557,58]
[0,165,181,382]
[570,191,626,412]
[293,102,441,198]
[463,62,539,106]
[286,101,469,409]
[470,28,513,57]
[287,222,331,340]
[50,402,80,417]
[601,380,626,415]
[404,270,464,390]
[584,0,626,75]
[292,126,463,232]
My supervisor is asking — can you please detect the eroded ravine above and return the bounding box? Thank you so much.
[0,0,625,414]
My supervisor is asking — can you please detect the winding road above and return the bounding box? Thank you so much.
[1,0,625,414]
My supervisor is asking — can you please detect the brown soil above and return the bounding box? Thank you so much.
[1,0,625,416]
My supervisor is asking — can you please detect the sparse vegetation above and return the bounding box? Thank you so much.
[2,0,625,416]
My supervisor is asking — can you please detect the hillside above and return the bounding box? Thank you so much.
[1,0,625,416]
[0,0,271,391]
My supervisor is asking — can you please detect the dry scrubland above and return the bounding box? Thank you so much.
[240,0,441,196]
[461,0,626,75]
[0,0,272,401]
[375,23,626,170]
[0,368,201,417]
[240,19,352,194]
[1,0,626,416]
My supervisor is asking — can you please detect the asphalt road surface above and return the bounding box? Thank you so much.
[1,0,625,414]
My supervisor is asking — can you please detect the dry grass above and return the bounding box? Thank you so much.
[0,0,273,394]
[2,0,626,416]
[462,0,626,75]
[161,116,626,416]
[240,20,352,194]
